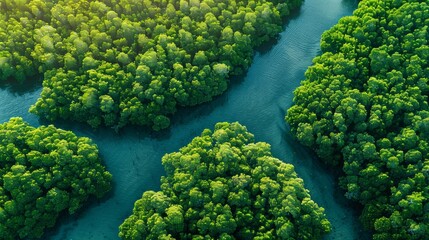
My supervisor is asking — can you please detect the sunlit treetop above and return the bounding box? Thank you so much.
[286,0,429,239]
[0,117,112,239]
[119,122,330,239]
[0,0,303,130]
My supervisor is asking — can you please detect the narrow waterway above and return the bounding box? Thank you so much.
[0,0,366,239]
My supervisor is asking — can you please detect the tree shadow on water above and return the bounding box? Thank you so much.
[0,76,43,95]
[168,71,248,128]
[256,3,304,55]
[42,191,114,240]
[342,0,360,11]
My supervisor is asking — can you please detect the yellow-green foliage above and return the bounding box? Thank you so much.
[0,117,112,239]
[286,0,429,239]
[119,122,330,239]
[0,0,303,130]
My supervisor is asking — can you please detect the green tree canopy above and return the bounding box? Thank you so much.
[119,122,330,239]
[0,0,303,130]
[286,0,429,239]
[0,117,112,239]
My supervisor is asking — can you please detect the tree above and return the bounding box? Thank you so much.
[10,0,303,130]
[286,1,429,238]
[119,122,330,239]
[0,117,112,239]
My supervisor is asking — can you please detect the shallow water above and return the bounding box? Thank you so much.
[0,0,367,239]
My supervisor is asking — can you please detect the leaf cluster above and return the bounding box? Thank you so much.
[0,0,302,130]
[0,117,112,239]
[286,0,429,239]
[119,122,330,239]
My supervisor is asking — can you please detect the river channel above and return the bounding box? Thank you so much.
[0,0,366,239]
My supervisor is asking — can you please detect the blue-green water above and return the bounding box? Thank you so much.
[0,0,365,239]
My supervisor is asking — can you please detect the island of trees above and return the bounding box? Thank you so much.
[287,0,429,239]
[119,122,330,239]
[0,118,112,239]
[0,0,302,130]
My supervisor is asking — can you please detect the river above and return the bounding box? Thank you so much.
[0,0,366,239]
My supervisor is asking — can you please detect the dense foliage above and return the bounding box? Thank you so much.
[119,122,330,239]
[286,0,429,239]
[0,117,112,239]
[0,0,302,130]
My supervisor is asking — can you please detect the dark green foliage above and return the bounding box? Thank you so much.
[119,122,330,239]
[0,117,112,239]
[0,0,303,130]
[286,0,429,239]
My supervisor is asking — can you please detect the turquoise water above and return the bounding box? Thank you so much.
[0,0,366,239]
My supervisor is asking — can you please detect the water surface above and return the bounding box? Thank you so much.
[0,0,366,239]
